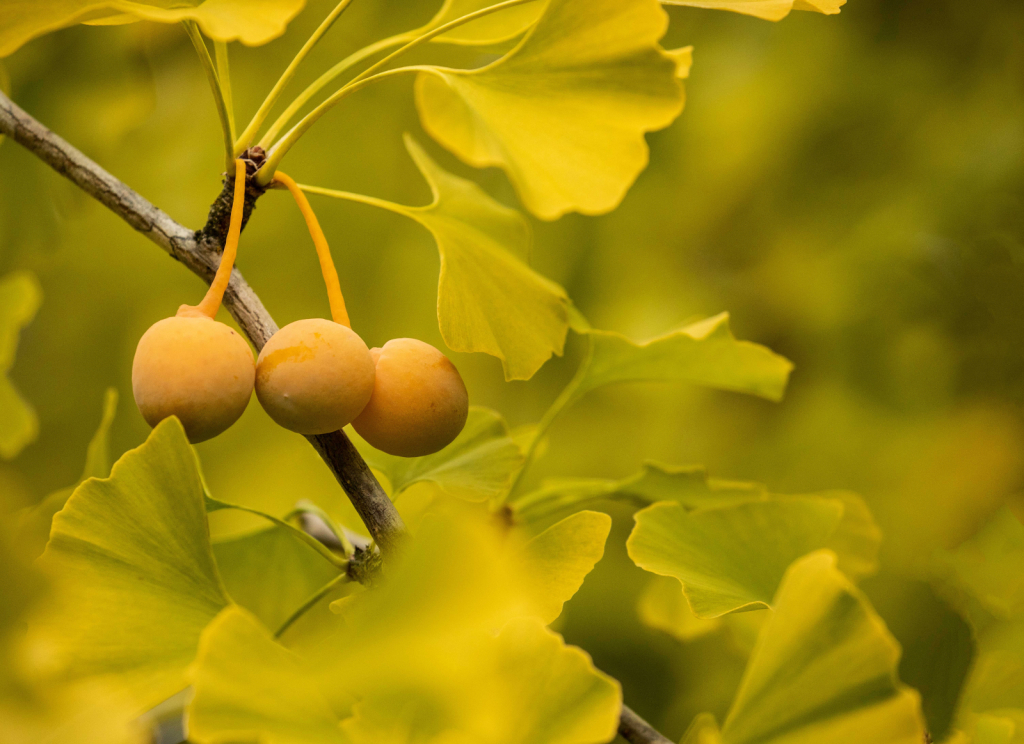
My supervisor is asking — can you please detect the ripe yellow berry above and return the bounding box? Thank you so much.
[132,313,255,443]
[352,338,469,457]
[255,318,375,435]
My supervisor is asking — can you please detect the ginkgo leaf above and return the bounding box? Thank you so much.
[626,498,843,617]
[16,387,119,558]
[353,407,524,502]
[303,135,570,380]
[33,417,230,710]
[511,461,766,524]
[415,0,685,220]
[212,525,342,633]
[520,510,611,623]
[0,271,41,459]
[189,606,347,744]
[718,551,926,744]
[421,0,545,45]
[0,0,305,58]
[570,313,794,407]
[661,0,844,22]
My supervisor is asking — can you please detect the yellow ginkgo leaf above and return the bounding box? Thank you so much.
[661,0,844,22]
[421,0,545,45]
[302,135,570,380]
[0,0,305,58]
[415,0,685,220]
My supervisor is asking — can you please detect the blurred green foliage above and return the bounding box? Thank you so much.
[1,0,1023,740]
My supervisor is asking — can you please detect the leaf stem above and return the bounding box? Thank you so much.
[235,0,356,155]
[214,41,236,141]
[257,32,409,152]
[274,572,350,638]
[183,21,234,171]
[255,0,541,183]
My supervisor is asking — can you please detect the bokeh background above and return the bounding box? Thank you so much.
[2,0,1023,740]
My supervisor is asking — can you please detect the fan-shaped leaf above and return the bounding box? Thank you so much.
[415,0,685,220]
[661,0,844,22]
[0,271,41,459]
[639,575,722,642]
[304,136,570,380]
[354,407,524,502]
[422,0,544,45]
[33,417,230,710]
[627,498,843,617]
[0,0,305,57]
[719,551,926,744]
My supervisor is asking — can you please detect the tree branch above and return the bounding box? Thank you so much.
[0,89,406,558]
[1,89,673,744]
[619,705,674,744]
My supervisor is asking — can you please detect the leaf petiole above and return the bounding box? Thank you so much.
[183,21,235,170]
[235,0,356,155]
[273,572,351,638]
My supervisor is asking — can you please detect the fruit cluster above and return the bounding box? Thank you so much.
[132,160,469,457]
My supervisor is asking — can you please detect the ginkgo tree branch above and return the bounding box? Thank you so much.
[0,89,406,557]
[0,88,671,744]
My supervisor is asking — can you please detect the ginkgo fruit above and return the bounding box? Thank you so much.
[352,338,469,457]
[255,172,375,435]
[255,317,375,434]
[132,160,255,443]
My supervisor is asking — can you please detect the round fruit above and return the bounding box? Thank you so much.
[352,338,469,457]
[255,318,375,435]
[132,314,255,443]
